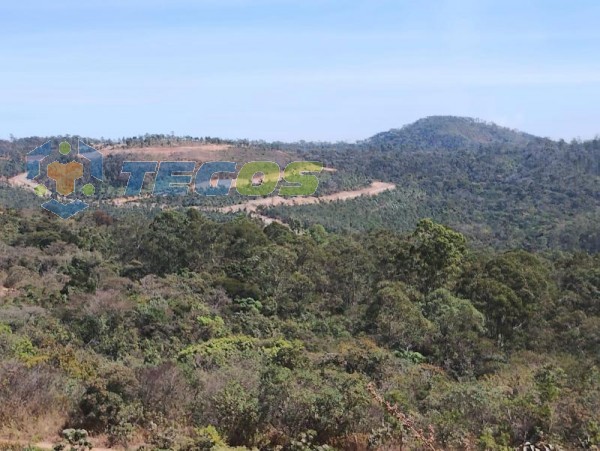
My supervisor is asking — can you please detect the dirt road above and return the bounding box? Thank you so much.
[0,439,114,450]
[6,170,396,226]
[217,181,396,213]
[7,172,38,191]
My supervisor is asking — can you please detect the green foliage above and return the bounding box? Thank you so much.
[268,121,600,253]
[423,289,488,377]
[53,429,92,451]
[0,203,598,450]
[178,335,258,368]
[193,425,227,450]
[197,315,227,339]
[212,381,260,446]
[289,430,332,451]
[366,116,534,151]
[408,219,467,293]
[231,297,263,314]
[461,250,552,347]
[62,255,101,294]
[367,281,432,352]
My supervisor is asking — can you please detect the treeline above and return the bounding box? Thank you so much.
[0,208,598,449]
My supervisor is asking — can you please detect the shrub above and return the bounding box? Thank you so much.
[0,361,76,436]
[53,429,92,451]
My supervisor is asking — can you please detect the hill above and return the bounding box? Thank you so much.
[270,118,600,251]
[364,116,538,151]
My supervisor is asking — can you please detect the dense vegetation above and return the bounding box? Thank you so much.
[0,117,598,449]
[270,117,600,252]
[364,116,536,151]
[0,208,598,450]
[4,117,597,252]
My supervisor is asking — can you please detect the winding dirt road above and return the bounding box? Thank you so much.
[217,181,396,213]
[6,171,396,225]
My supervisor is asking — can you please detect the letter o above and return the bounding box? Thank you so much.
[236,161,280,196]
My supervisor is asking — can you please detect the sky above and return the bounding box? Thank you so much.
[1,0,599,142]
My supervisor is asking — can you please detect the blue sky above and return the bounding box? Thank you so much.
[1,0,599,141]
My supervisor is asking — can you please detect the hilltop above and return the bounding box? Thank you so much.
[364,116,539,151]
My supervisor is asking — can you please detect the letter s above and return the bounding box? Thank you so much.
[279,161,323,196]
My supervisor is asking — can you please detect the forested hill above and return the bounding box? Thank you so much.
[278,118,600,252]
[363,116,540,151]
[1,117,598,252]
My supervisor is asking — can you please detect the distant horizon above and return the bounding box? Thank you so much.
[4,115,597,144]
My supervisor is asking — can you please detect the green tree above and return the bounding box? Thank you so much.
[407,219,467,294]
[423,289,487,377]
[366,281,432,352]
[461,250,552,347]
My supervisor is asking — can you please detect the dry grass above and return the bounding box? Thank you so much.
[102,143,296,165]
[0,362,78,441]
[367,382,438,451]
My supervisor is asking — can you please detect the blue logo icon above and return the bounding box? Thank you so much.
[26,140,103,219]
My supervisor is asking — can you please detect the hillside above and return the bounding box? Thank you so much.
[0,208,599,450]
[1,117,598,254]
[274,118,600,251]
[364,116,538,151]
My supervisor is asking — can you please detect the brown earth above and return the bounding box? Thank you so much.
[6,168,395,227]
[101,143,295,165]
[7,172,38,191]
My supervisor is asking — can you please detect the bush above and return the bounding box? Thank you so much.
[0,361,76,436]
[53,429,92,451]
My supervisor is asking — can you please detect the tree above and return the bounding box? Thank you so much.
[461,250,552,348]
[407,219,467,294]
[423,289,487,377]
[367,281,432,352]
